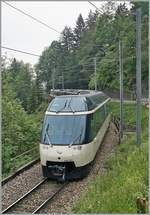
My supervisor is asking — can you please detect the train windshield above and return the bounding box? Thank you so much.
[41,115,86,145]
[47,97,87,112]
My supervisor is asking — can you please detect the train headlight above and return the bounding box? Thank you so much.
[72,146,82,150]
[43,145,48,149]
[77,146,82,150]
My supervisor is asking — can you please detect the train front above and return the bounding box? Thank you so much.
[40,96,89,181]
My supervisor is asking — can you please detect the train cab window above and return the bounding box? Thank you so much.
[47,97,87,112]
[47,98,66,112]
[41,115,86,145]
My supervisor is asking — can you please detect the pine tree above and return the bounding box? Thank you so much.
[85,10,98,30]
[60,26,75,53]
[74,14,85,48]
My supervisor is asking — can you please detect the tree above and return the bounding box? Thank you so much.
[36,1,148,93]
[74,14,85,48]
[131,1,148,17]
[60,26,75,53]
[2,59,40,175]
[85,10,98,30]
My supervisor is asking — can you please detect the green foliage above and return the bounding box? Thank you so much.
[2,1,148,184]
[3,58,45,113]
[110,102,148,131]
[73,140,148,213]
[73,103,148,213]
[36,1,148,94]
[74,14,85,48]
[2,58,47,177]
[2,95,40,174]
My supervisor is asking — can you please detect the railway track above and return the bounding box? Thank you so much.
[2,178,68,214]
[2,123,118,214]
[2,158,40,185]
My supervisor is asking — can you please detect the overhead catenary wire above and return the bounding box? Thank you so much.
[62,56,136,71]
[2,0,61,34]
[2,11,138,73]
[1,45,136,68]
[88,1,103,14]
[51,78,91,85]
[2,0,138,63]
[41,55,136,74]
[2,1,145,93]
[2,44,136,66]
[1,46,40,57]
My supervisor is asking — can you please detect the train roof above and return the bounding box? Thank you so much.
[50,89,107,98]
[46,89,110,113]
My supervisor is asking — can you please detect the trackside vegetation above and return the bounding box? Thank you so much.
[2,1,148,185]
[72,103,148,213]
[2,95,47,178]
[2,64,48,177]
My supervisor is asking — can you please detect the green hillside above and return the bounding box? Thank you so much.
[73,103,148,213]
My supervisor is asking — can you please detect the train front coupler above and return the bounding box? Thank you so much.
[48,165,66,182]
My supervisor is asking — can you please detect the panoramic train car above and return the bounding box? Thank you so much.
[40,90,111,181]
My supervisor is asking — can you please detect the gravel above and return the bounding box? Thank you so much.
[2,122,119,213]
[39,122,119,213]
[2,162,43,210]
[7,180,60,213]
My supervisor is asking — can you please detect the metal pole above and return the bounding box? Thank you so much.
[136,8,141,146]
[52,67,55,91]
[94,57,97,91]
[148,2,150,211]
[62,72,64,90]
[119,40,124,140]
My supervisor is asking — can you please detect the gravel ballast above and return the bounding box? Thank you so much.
[39,122,119,213]
[2,122,119,213]
[2,162,43,210]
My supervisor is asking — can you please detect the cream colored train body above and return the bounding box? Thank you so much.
[40,90,111,181]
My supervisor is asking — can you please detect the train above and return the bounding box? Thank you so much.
[40,89,111,181]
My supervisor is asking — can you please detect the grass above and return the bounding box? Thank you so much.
[72,102,148,213]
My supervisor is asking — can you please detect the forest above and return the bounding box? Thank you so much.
[2,1,148,176]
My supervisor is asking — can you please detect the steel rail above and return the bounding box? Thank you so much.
[34,122,111,214]
[32,182,68,214]
[2,158,40,185]
[2,178,47,214]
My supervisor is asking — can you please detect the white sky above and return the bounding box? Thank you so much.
[2,1,129,66]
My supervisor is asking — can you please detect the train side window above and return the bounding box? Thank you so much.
[90,113,96,140]
[87,113,95,141]
[88,109,101,141]
[86,105,108,143]
[95,110,101,132]
[85,98,95,110]
[107,102,110,113]
[99,106,105,124]
[103,102,110,117]
[104,104,107,117]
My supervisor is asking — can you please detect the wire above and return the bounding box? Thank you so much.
[2,44,136,64]
[57,78,91,84]
[41,55,136,75]
[88,1,103,14]
[44,77,91,84]
[60,57,120,71]
[1,46,40,57]
[2,1,61,34]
